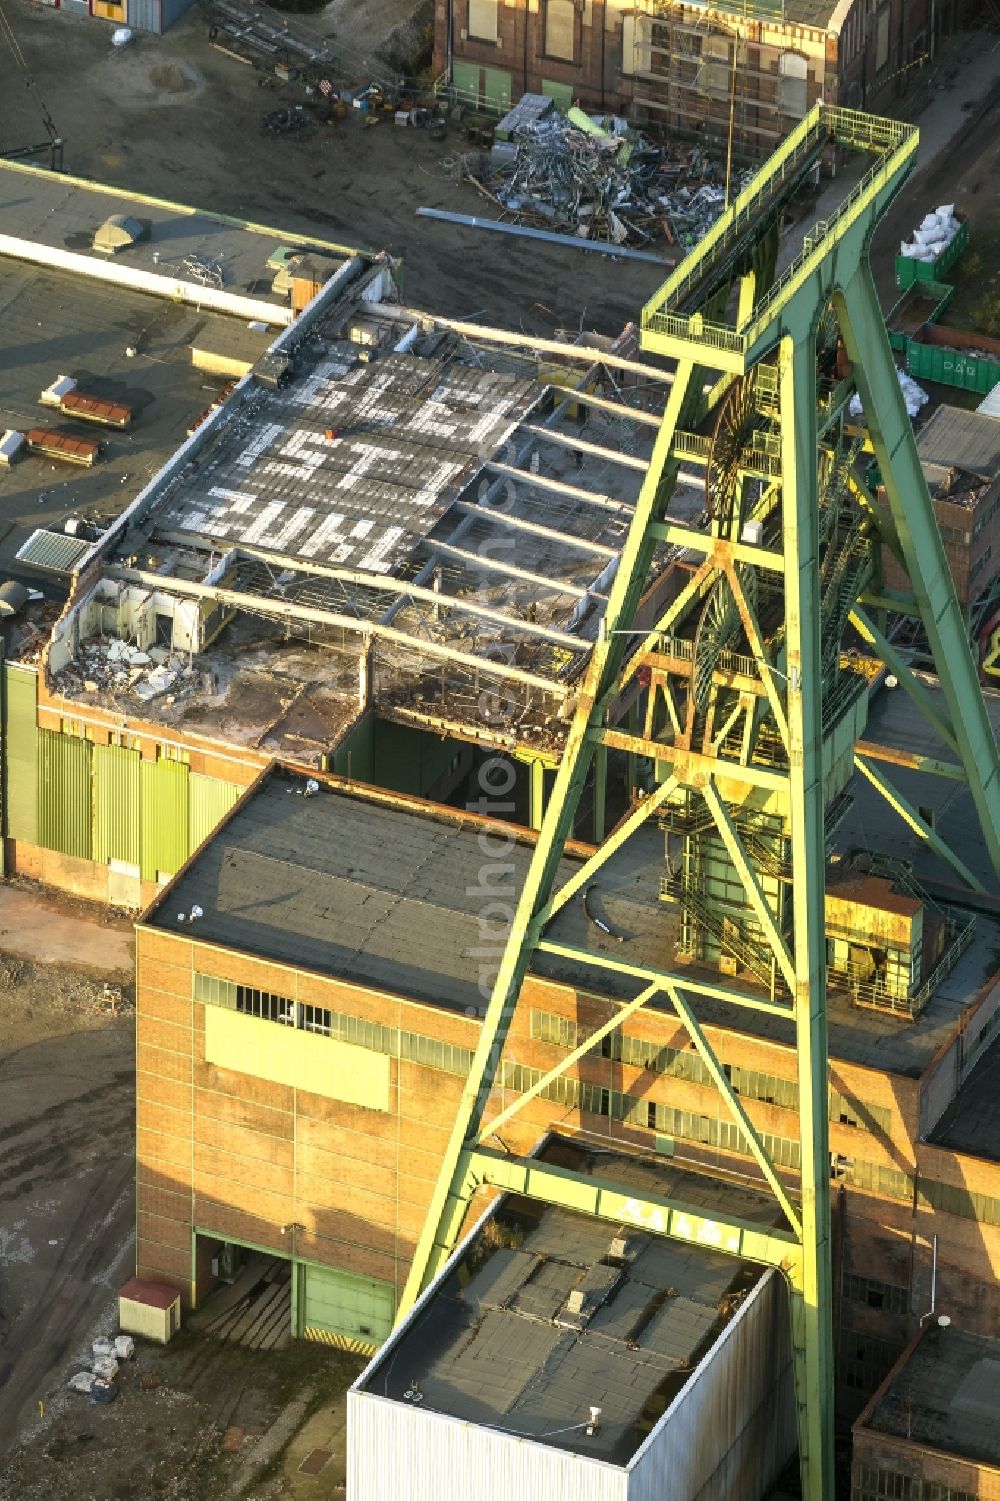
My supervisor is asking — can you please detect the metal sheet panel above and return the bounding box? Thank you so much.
[37,729,92,859]
[5,665,38,843]
[158,0,193,32]
[348,1390,626,1501]
[126,0,162,30]
[94,744,140,865]
[140,759,189,882]
[15,528,92,574]
[188,772,242,853]
[626,1270,796,1501]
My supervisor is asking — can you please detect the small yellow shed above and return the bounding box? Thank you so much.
[118,1276,182,1344]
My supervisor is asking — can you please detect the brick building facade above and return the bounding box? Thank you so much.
[436,0,971,147]
[134,765,1000,1411]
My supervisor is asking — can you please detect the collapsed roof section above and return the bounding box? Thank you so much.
[45,255,691,758]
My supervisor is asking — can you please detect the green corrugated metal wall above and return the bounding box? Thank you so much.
[37,730,92,859]
[93,744,141,865]
[140,759,190,882]
[5,666,38,843]
[189,772,242,853]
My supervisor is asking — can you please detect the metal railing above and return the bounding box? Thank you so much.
[641,104,917,362]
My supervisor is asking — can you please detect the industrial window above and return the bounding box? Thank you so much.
[778,51,808,118]
[194,972,237,1008]
[919,1177,1000,1227]
[237,986,295,1025]
[703,32,731,99]
[875,3,890,72]
[838,1158,913,1202]
[837,1334,901,1391]
[399,1032,474,1077]
[529,1009,891,1133]
[544,0,577,62]
[192,972,473,1075]
[468,0,497,43]
[158,744,190,764]
[842,1272,908,1315]
[620,13,651,76]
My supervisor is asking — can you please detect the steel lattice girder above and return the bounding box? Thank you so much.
[400,103,1000,1501]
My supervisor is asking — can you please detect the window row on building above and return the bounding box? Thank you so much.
[193,972,474,1078]
[190,979,1000,1231]
[529,1009,892,1133]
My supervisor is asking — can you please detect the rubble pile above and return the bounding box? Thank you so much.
[61,639,197,704]
[468,98,752,250]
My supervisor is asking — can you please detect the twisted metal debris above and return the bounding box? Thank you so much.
[460,98,754,252]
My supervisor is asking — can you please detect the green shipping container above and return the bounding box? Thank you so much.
[883,280,953,354]
[906,332,1000,396]
[188,772,242,854]
[895,213,969,289]
[140,759,190,883]
[4,665,38,844]
[93,744,140,865]
[37,730,92,860]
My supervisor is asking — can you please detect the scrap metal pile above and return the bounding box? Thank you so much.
[464,96,751,251]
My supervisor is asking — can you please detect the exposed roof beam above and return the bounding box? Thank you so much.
[104,566,570,694]
[550,386,665,427]
[420,538,592,597]
[519,423,650,472]
[451,501,617,558]
[486,461,635,514]
[424,315,677,384]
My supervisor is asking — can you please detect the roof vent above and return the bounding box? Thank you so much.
[93,214,149,255]
[566,1289,585,1316]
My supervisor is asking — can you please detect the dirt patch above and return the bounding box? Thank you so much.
[149,61,198,93]
[0,1335,358,1501]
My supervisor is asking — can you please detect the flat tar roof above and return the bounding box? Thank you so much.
[355,1143,776,1465]
[0,260,230,575]
[860,1325,1000,1468]
[150,736,1000,1080]
[0,159,356,308]
[930,1039,1000,1162]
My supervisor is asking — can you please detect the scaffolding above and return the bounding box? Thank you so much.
[398,104,1000,1501]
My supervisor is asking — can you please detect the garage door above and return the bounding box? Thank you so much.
[301,1264,395,1353]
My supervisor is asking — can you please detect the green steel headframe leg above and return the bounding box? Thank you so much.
[780,331,836,1501]
[836,273,1000,879]
[396,360,700,1316]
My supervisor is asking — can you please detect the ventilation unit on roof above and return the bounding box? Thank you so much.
[93,214,150,255]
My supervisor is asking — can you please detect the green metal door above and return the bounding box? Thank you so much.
[482,66,512,112]
[4,666,38,843]
[93,744,140,865]
[301,1264,394,1352]
[140,759,190,882]
[451,60,481,108]
[37,730,92,859]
